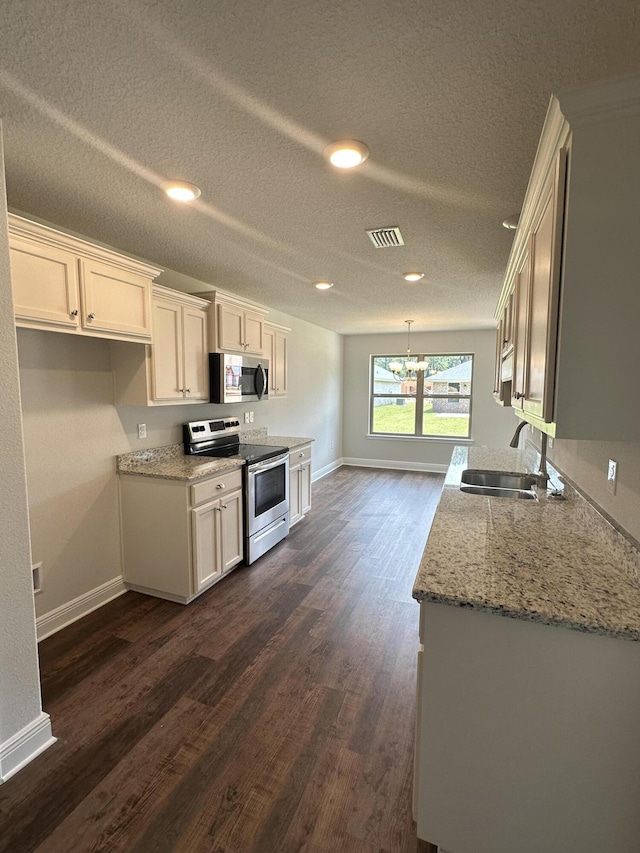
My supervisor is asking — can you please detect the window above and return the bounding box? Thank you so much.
[370,354,473,438]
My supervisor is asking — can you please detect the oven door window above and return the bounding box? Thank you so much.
[254,464,286,516]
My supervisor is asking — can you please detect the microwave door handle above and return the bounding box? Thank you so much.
[256,363,267,399]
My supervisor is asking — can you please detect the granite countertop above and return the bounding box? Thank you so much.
[117,433,314,481]
[117,444,244,481]
[413,445,640,641]
[261,435,313,450]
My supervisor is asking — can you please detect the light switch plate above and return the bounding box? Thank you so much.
[607,459,618,494]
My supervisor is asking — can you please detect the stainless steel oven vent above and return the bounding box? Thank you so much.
[365,226,405,248]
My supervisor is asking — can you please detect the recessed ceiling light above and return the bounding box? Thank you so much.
[162,180,201,202]
[403,272,425,282]
[324,140,370,169]
[314,280,334,290]
[502,215,519,230]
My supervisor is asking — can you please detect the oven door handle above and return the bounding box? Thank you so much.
[249,452,289,474]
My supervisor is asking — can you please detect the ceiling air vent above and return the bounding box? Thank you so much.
[365,226,405,248]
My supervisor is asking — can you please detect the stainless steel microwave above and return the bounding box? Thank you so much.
[209,353,269,403]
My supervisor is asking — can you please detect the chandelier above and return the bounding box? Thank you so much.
[388,320,428,377]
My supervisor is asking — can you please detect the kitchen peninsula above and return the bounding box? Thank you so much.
[412,446,640,853]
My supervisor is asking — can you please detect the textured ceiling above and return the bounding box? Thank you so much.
[0,0,639,334]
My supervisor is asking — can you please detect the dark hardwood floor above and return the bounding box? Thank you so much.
[0,466,443,853]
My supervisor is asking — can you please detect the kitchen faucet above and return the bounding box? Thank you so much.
[509,420,550,487]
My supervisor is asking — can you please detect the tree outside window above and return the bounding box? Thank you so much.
[370,354,473,438]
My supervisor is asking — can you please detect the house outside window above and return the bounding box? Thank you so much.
[370,354,474,438]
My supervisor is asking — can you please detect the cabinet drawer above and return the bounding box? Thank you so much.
[191,468,243,507]
[289,444,311,465]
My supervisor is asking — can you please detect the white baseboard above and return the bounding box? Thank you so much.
[36,576,127,642]
[341,457,449,474]
[0,712,56,783]
[312,458,344,482]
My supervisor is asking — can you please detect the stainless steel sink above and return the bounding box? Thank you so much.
[460,469,538,500]
[461,470,536,490]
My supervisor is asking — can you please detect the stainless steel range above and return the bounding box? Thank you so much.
[183,418,289,565]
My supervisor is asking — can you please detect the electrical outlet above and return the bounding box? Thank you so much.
[607,459,618,494]
[137,423,147,439]
[244,412,250,424]
[249,411,254,423]
[32,562,43,595]
[548,436,554,449]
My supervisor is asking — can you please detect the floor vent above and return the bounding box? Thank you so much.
[365,226,405,248]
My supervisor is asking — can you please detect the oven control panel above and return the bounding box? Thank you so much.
[185,418,240,442]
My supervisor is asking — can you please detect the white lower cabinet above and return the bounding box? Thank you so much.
[289,444,312,526]
[415,602,640,853]
[192,487,243,592]
[120,468,243,603]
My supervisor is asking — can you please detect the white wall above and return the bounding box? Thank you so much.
[545,438,640,543]
[343,328,518,469]
[0,128,52,780]
[17,277,342,625]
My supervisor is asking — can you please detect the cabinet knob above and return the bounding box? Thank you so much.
[70,309,78,317]
[185,388,191,394]
[299,452,304,458]
[216,483,224,489]
[221,504,227,510]
[514,391,524,399]
[87,313,95,321]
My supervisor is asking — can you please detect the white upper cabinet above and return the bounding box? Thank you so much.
[193,290,267,355]
[263,321,290,396]
[216,300,265,354]
[113,284,209,406]
[9,214,160,342]
[495,73,640,440]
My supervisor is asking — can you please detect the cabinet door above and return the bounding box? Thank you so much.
[274,329,288,395]
[262,325,276,392]
[182,305,209,401]
[79,258,152,340]
[511,246,532,409]
[150,298,183,401]
[191,501,222,591]
[243,309,264,354]
[289,465,301,525]
[217,303,245,352]
[523,150,567,422]
[10,235,80,330]
[493,318,503,396]
[219,488,243,571]
[300,459,312,516]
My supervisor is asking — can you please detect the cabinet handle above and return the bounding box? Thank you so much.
[70,309,78,317]
[87,313,95,321]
